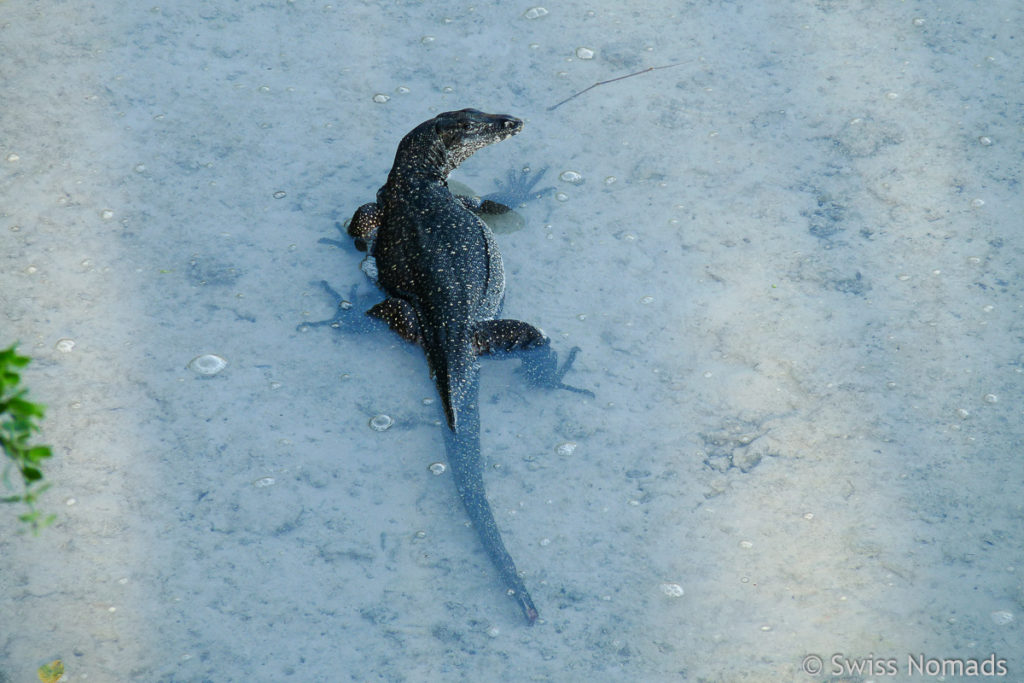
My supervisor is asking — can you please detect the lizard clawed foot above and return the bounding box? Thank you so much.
[479,167,555,214]
[296,281,362,332]
[550,346,595,398]
[519,345,594,398]
[316,221,352,250]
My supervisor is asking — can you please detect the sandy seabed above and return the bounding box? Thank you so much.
[2,2,1022,681]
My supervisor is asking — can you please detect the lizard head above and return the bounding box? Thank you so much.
[434,109,523,168]
[395,109,524,178]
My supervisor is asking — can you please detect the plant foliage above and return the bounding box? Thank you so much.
[1,344,55,533]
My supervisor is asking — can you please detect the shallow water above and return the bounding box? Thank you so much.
[2,2,1022,681]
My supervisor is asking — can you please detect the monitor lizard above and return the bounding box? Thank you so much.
[306,108,591,624]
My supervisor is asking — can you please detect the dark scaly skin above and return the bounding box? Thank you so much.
[314,109,591,624]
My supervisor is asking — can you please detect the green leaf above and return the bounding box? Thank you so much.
[26,446,53,462]
[9,396,44,418]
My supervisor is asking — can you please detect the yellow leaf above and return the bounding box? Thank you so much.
[38,659,64,683]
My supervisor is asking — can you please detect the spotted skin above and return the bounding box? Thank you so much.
[314,109,591,624]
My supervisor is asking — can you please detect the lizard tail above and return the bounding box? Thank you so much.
[425,336,474,432]
[424,329,538,622]
[441,381,538,624]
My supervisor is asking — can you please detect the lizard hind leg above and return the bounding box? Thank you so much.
[472,319,593,397]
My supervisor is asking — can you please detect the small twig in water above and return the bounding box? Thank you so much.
[547,61,691,111]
